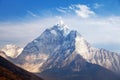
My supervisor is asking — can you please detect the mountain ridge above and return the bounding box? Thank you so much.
[16,22,120,74]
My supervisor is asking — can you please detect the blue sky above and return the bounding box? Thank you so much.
[0,0,120,21]
[0,0,120,53]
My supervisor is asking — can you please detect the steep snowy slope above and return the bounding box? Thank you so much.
[74,35,120,74]
[16,22,71,72]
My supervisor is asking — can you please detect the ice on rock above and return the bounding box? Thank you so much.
[56,20,70,36]
[50,30,58,36]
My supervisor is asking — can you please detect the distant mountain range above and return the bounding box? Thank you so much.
[1,44,23,58]
[1,21,120,80]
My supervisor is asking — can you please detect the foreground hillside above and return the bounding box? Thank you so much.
[0,56,43,80]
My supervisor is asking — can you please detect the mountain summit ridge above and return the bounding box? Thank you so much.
[15,22,120,76]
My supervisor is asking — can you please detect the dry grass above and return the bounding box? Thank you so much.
[0,66,23,80]
[0,56,43,80]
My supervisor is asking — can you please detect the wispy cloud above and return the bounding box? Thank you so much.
[93,3,103,9]
[27,10,38,17]
[56,4,96,18]
[72,4,96,18]
[56,8,67,13]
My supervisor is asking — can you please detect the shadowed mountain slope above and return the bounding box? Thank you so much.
[0,56,43,80]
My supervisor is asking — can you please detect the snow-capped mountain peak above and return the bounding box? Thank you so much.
[58,20,65,26]
[15,22,120,75]
[1,44,23,58]
[54,20,70,36]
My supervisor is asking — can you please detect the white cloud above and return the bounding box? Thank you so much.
[27,10,38,17]
[73,4,96,18]
[56,8,67,13]
[94,3,103,9]
[56,4,96,18]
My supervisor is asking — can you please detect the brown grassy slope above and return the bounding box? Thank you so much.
[0,66,23,80]
[0,56,43,80]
